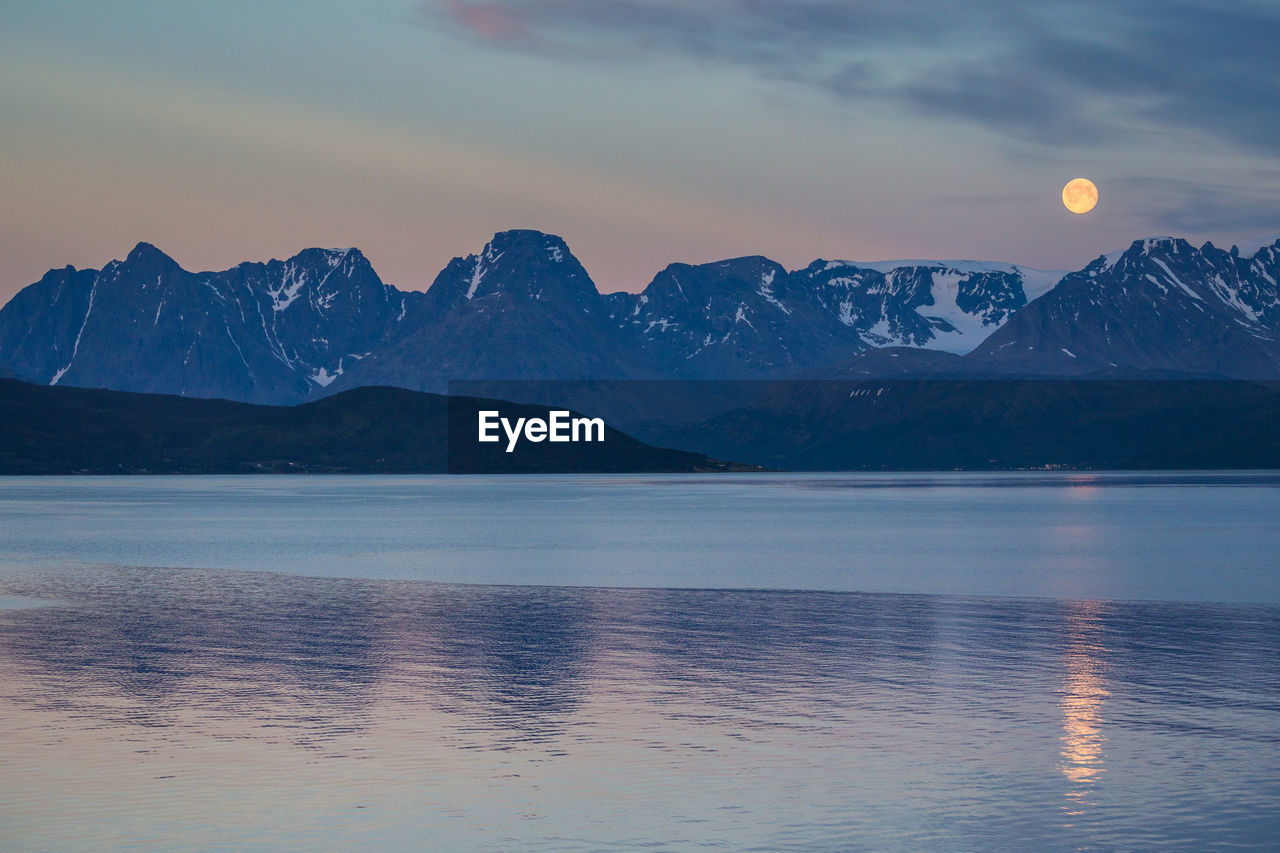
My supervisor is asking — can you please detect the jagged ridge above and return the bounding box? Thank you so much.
[2,230,1280,404]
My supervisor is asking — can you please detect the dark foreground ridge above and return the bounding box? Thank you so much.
[0,379,746,475]
[453,377,1280,471]
[4,377,1280,474]
[646,378,1280,471]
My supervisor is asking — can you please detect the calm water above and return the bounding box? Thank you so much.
[2,472,1279,601]
[1,474,1278,850]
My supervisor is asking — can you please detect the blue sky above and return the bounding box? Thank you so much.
[2,0,1277,298]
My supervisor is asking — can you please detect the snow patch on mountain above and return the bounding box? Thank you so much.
[859,258,1065,298]
[836,257,1064,306]
[310,366,340,387]
[1150,257,1201,300]
[1017,268,1067,301]
[860,318,893,346]
[465,256,487,301]
[757,269,791,314]
[269,264,307,311]
[50,274,100,385]
[911,271,998,353]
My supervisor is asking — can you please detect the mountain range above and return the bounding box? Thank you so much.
[2,229,1279,404]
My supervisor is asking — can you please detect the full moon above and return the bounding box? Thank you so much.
[1062,178,1098,214]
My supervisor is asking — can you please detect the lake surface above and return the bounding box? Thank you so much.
[1,474,1278,850]
[2,472,1279,601]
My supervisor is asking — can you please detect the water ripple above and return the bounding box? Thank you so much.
[0,566,1278,850]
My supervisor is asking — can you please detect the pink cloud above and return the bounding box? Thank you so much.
[443,1,536,46]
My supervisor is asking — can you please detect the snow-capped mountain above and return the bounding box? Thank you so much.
[605,256,865,379]
[792,258,1059,354]
[329,230,661,393]
[971,237,1280,376]
[606,255,1061,379]
[0,242,416,403]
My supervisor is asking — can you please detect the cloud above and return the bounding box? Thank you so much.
[442,1,539,47]
[420,0,1280,153]
[1112,175,1280,237]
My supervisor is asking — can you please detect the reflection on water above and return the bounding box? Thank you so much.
[0,566,1278,851]
[1059,601,1109,814]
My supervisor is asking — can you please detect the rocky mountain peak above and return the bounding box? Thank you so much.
[124,241,176,265]
[111,242,185,283]
[424,230,598,311]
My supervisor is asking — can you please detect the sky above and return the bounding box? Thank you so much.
[2,0,1278,300]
